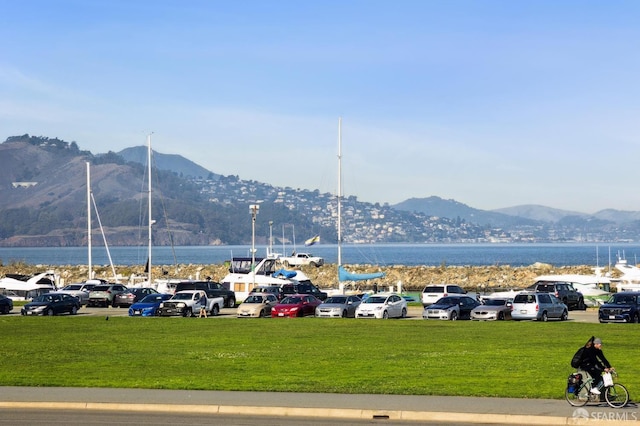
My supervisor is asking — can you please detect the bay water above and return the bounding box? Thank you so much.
[1,243,639,267]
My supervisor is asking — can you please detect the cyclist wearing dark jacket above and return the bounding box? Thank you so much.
[579,337,612,395]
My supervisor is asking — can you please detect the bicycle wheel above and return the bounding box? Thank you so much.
[604,383,629,408]
[565,383,589,407]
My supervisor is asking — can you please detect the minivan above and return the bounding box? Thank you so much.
[421,284,465,307]
[511,292,568,321]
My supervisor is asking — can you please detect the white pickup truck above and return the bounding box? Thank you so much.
[279,252,324,268]
[157,290,224,317]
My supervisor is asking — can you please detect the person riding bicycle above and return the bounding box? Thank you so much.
[579,337,612,395]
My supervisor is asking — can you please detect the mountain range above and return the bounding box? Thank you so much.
[2,134,640,247]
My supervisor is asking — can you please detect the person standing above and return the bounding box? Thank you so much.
[579,337,612,394]
[199,293,208,318]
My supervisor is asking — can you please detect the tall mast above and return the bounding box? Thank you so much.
[337,117,343,290]
[86,161,92,281]
[147,134,153,284]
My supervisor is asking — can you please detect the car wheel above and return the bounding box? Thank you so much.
[310,261,317,267]
[498,312,505,320]
[211,305,220,316]
[561,310,568,321]
[341,309,347,318]
[183,308,192,317]
[226,297,236,308]
[540,311,548,322]
[382,310,389,319]
[578,298,586,310]
[450,311,458,321]
[401,308,407,318]
[46,309,54,316]
[71,306,78,315]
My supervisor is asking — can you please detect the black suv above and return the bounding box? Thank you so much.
[598,292,640,323]
[533,281,585,311]
[281,281,327,300]
[175,280,236,308]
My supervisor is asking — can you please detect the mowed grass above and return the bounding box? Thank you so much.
[0,315,638,400]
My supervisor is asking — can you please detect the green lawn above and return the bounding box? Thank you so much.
[0,315,637,400]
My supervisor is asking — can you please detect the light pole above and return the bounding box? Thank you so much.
[268,220,273,257]
[249,204,260,288]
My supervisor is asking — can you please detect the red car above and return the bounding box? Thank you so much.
[271,294,322,318]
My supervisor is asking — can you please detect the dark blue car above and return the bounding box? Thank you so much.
[0,294,13,314]
[128,293,173,316]
[598,292,640,323]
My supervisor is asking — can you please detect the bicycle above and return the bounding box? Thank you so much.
[565,369,629,408]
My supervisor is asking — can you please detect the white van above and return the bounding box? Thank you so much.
[421,284,465,307]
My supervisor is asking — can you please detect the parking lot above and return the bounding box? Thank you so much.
[10,305,601,323]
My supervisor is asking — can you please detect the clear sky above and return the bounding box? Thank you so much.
[2,1,640,213]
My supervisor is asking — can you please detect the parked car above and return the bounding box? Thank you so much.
[250,285,284,301]
[21,292,81,316]
[421,284,466,307]
[281,282,328,300]
[315,295,362,318]
[174,280,236,308]
[533,280,585,310]
[423,295,480,320]
[128,293,173,317]
[113,287,158,308]
[57,282,98,305]
[355,293,407,319]
[271,294,322,318]
[511,292,568,321]
[157,290,214,317]
[598,292,640,323]
[237,293,279,318]
[0,294,13,314]
[87,284,128,307]
[471,298,513,321]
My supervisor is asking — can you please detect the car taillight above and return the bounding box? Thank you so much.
[443,293,448,297]
[535,304,539,311]
[555,291,559,298]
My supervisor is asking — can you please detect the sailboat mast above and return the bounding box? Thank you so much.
[147,134,153,284]
[86,161,92,281]
[337,117,343,288]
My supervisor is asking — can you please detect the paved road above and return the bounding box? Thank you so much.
[0,386,637,425]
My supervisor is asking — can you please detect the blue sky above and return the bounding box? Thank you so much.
[2,1,640,213]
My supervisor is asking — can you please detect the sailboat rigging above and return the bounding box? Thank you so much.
[336,117,385,294]
[86,161,117,282]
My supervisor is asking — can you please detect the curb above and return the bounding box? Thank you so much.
[1,401,635,425]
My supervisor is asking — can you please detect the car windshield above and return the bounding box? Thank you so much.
[140,294,165,303]
[92,285,110,291]
[64,285,82,290]
[32,295,54,303]
[171,293,193,300]
[324,296,347,304]
[609,294,637,305]
[364,296,387,304]
[244,295,264,303]
[280,297,303,304]
[485,299,507,306]
[436,296,458,305]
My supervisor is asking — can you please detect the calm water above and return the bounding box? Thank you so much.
[0,243,638,267]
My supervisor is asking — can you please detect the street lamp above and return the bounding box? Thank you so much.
[249,204,260,287]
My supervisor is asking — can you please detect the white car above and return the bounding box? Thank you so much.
[355,293,407,319]
[58,282,99,305]
[421,284,466,307]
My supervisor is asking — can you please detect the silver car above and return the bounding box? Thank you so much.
[316,295,362,318]
[511,292,568,321]
[58,282,97,305]
[471,298,513,321]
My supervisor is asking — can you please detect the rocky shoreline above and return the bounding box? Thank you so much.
[0,261,614,292]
